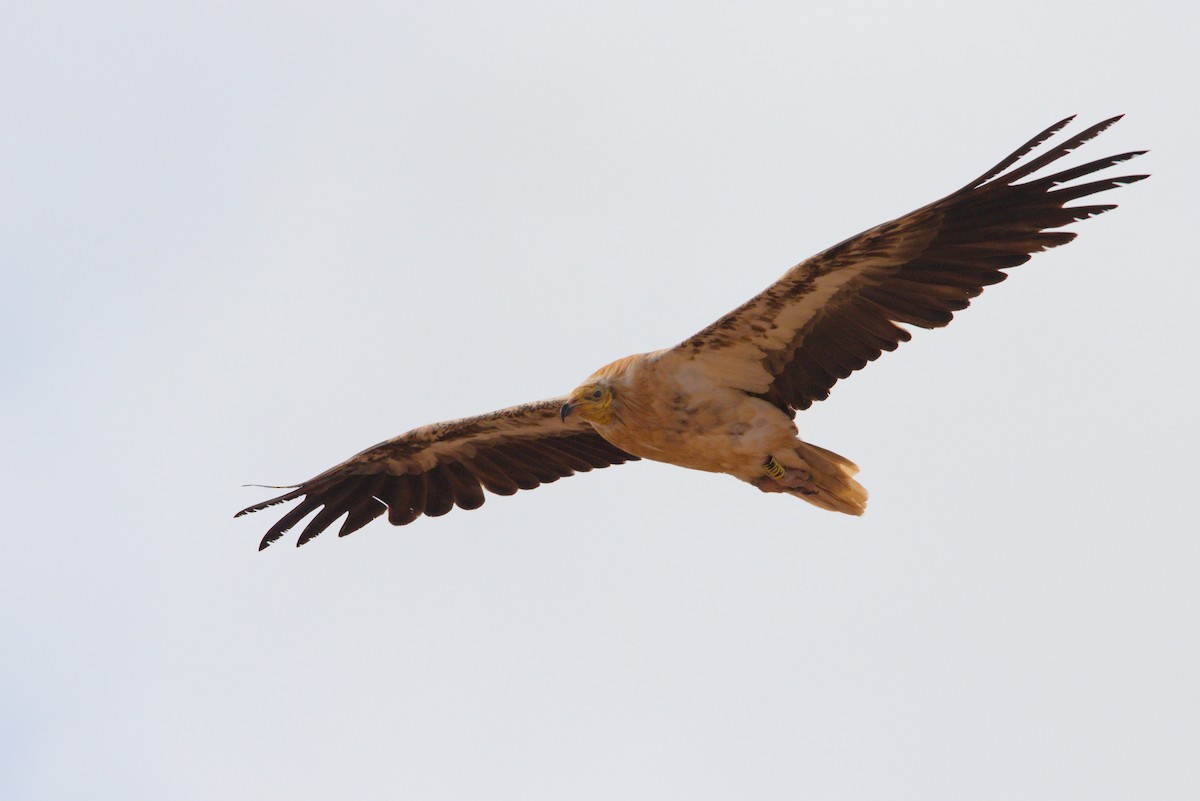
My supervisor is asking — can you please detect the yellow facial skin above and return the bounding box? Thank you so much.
[559,383,614,425]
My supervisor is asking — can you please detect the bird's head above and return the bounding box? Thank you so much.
[560,381,615,425]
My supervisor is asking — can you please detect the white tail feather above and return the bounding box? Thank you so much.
[782,441,868,516]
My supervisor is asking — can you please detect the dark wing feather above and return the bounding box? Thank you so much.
[661,116,1147,413]
[236,397,639,548]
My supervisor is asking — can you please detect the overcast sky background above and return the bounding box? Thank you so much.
[3,1,1197,799]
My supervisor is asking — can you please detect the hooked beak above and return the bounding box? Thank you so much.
[559,400,576,422]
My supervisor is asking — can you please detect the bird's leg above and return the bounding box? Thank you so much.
[754,455,818,495]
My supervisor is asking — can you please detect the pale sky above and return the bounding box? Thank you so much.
[3,1,1198,799]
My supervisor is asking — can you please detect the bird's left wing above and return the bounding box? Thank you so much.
[657,116,1147,413]
[236,398,638,548]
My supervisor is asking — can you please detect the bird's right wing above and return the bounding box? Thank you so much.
[236,398,639,549]
[655,116,1147,413]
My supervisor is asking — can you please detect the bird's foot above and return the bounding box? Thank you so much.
[755,457,817,495]
[763,455,786,479]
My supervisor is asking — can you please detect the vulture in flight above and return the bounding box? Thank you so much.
[238,115,1146,548]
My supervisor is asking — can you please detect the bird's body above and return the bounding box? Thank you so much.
[569,353,863,511]
[238,116,1146,548]
[587,353,790,475]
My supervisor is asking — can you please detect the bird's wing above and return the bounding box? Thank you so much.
[657,116,1147,413]
[236,397,639,548]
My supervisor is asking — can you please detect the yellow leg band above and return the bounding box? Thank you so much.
[763,456,786,480]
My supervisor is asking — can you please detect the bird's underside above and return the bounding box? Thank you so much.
[237,115,1146,548]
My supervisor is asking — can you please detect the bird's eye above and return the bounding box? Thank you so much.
[589,389,603,400]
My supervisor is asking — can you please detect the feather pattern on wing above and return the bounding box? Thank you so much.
[235,398,639,548]
[661,115,1148,413]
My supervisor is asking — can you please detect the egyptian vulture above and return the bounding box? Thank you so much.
[238,116,1145,548]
